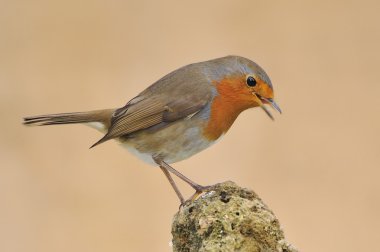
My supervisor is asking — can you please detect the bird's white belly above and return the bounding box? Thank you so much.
[118,119,218,166]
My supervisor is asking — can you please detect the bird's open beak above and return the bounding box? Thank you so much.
[253,94,282,120]
[262,97,282,114]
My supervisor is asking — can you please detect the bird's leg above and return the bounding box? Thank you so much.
[153,157,211,204]
[153,156,185,203]
[159,166,185,204]
[158,160,208,191]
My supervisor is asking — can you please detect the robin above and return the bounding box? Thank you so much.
[24,55,281,204]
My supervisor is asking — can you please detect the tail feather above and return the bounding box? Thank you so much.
[24,112,93,126]
[23,109,115,147]
[24,109,114,127]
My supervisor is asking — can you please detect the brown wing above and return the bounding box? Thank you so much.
[90,61,214,148]
[90,91,211,148]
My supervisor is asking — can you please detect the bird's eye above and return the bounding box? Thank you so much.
[246,76,257,87]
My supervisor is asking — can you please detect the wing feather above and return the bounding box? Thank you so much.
[90,64,213,148]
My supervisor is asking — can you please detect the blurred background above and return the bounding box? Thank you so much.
[1,0,379,251]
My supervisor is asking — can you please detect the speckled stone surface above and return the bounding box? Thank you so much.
[172,181,298,252]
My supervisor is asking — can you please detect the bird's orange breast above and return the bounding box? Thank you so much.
[203,76,257,140]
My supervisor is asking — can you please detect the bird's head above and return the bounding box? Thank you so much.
[207,56,281,120]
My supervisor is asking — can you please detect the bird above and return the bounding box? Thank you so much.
[23,55,281,204]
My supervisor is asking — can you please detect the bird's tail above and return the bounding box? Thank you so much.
[23,109,115,129]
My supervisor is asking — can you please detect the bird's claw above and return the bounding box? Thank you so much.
[179,185,215,209]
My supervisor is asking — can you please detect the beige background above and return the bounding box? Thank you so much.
[1,0,379,251]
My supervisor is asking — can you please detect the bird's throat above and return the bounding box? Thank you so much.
[203,78,255,140]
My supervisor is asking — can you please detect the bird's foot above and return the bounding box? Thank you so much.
[180,184,215,208]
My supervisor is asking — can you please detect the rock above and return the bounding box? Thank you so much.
[171,181,298,252]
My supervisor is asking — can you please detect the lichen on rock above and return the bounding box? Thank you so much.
[171,181,298,252]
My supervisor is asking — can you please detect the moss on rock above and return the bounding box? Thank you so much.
[172,181,298,252]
